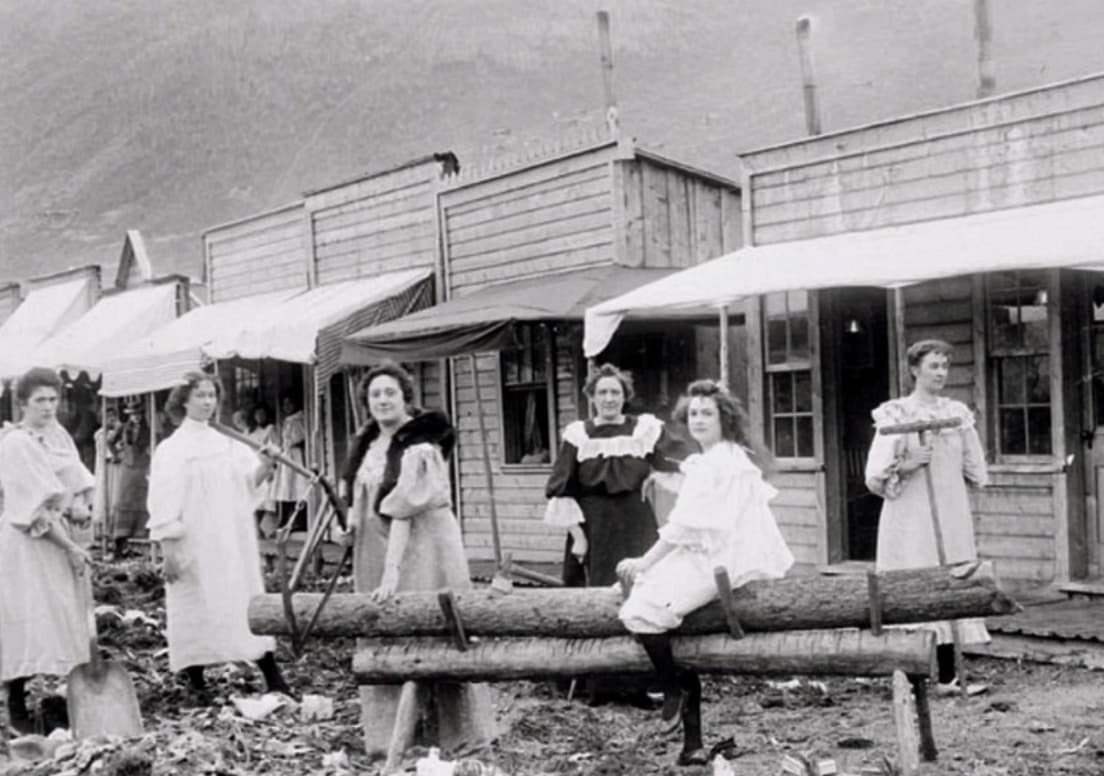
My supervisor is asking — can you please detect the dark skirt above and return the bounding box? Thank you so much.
[561,490,659,705]
[112,464,149,538]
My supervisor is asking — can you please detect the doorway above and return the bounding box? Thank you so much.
[834,288,890,561]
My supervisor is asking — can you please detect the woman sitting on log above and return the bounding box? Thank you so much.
[340,361,495,761]
[544,362,693,707]
[617,379,794,766]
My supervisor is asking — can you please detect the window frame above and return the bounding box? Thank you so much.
[497,322,557,469]
[763,290,816,462]
[985,269,1055,463]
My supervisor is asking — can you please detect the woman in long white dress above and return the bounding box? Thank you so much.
[340,362,495,760]
[864,339,990,691]
[0,367,95,733]
[147,372,291,703]
[617,379,794,766]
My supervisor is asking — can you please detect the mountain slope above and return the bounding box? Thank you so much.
[2,0,1104,281]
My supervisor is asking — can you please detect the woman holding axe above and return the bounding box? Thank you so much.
[865,339,990,694]
[146,372,292,704]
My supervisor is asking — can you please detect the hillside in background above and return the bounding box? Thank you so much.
[3,0,1104,283]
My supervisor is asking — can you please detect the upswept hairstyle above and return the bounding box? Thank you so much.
[583,363,635,402]
[357,361,417,413]
[906,339,954,382]
[15,367,62,403]
[165,371,223,422]
[674,379,774,476]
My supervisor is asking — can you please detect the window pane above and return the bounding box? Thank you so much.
[519,346,533,384]
[765,292,787,318]
[990,297,1020,350]
[787,290,809,316]
[790,313,810,361]
[767,318,788,365]
[794,371,812,413]
[774,417,795,458]
[990,271,1018,291]
[796,416,814,458]
[999,408,1026,456]
[1027,407,1052,455]
[772,372,793,413]
[1026,355,1050,403]
[998,357,1025,405]
[504,353,519,385]
[1022,295,1049,351]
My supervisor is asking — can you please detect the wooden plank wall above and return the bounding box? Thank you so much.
[442,149,617,295]
[205,204,307,303]
[772,471,821,567]
[613,157,741,268]
[750,99,1104,244]
[307,161,441,285]
[440,146,616,563]
[902,277,976,406]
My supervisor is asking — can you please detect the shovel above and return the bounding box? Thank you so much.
[66,578,143,739]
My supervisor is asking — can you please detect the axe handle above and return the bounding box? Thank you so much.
[878,417,963,435]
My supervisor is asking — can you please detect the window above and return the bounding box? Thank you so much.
[234,365,261,409]
[500,324,554,465]
[764,290,814,458]
[988,271,1051,456]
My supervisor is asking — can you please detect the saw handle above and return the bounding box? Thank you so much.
[877,417,963,436]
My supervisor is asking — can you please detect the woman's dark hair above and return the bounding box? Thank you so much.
[583,363,635,403]
[357,361,417,412]
[165,371,223,421]
[906,339,954,382]
[674,379,773,476]
[15,367,62,403]
[251,403,272,429]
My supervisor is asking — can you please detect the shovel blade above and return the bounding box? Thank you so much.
[67,661,144,739]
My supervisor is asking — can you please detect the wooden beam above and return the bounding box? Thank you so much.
[974,0,996,99]
[352,629,936,684]
[250,562,1018,639]
[794,16,822,136]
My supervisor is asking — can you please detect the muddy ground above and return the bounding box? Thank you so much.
[1,560,1102,776]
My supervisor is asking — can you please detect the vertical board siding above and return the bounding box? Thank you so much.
[615,158,742,268]
[205,204,307,303]
[307,161,442,284]
[750,100,1104,244]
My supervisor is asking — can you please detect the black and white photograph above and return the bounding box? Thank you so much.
[3,1,1104,774]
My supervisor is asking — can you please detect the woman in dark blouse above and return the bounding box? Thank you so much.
[545,363,693,704]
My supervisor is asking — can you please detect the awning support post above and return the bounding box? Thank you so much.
[718,306,730,389]
[469,353,503,566]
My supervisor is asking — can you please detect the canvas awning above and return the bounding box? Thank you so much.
[201,268,433,382]
[584,193,1104,356]
[35,283,179,380]
[0,275,97,380]
[343,266,679,363]
[100,289,298,397]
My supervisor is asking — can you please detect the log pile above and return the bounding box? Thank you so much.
[250,562,1016,683]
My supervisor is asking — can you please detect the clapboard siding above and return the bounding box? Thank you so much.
[614,157,742,268]
[902,277,975,406]
[205,204,307,303]
[772,471,820,567]
[750,100,1104,244]
[307,160,442,285]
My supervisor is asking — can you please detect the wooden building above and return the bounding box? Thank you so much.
[345,134,742,566]
[601,71,1104,591]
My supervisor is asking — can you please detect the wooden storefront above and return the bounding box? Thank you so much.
[433,136,742,566]
[735,71,1104,589]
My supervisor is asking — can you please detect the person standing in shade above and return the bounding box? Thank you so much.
[618,379,794,766]
[147,372,291,703]
[340,361,495,761]
[865,339,990,693]
[271,397,308,532]
[249,404,279,538]
[544,362,693,708]
[0,367,96,734]
[110,402,151,559]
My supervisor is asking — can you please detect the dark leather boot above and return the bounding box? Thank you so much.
[676,674,708,767]
[257,651,293,697]
[637,633,686,725]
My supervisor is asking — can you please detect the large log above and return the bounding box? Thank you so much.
[351,628,936,684]
[250,562,1018,639]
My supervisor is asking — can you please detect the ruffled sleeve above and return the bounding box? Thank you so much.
[378,443,451,520]
[147,438,188,541]
[948,400,989,487]
[0,430,66,536]
[865,400,909,499]
[544,423,583,527]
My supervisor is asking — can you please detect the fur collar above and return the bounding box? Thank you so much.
[341,409,455,516]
